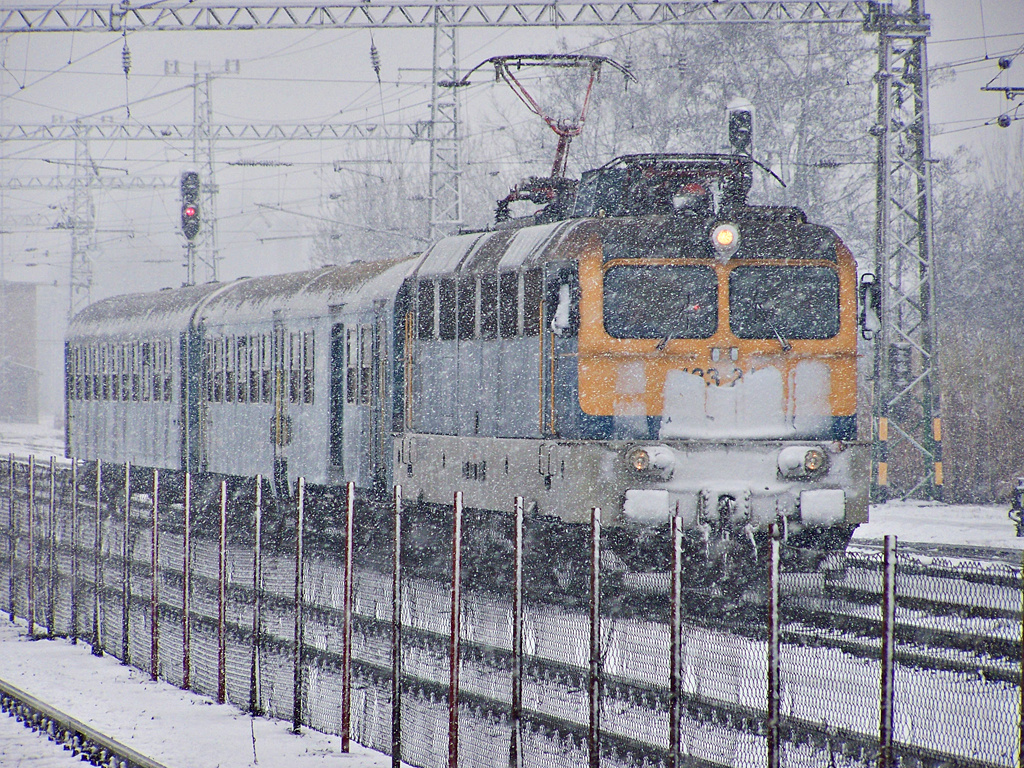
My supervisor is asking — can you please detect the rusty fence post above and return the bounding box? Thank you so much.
[669,507,684,768]
[150,468,159,681]
[250,474,263,716]
[588,506,601,768]
[92,460,102,656]
[448,491,463,768]
[509,496,524,768]
[292,478,306,733]
[391,484,403,768]
[27,455,35,636]
[70,460,79,643]
[122,460,131,664]
[182,472,192,690]
[879,535,897,768]
[341,480,355,752]
[47,456,56,638]
[768,523,782,768]
[218,479,228,705]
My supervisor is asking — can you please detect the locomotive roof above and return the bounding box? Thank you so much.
[68,258,413,340]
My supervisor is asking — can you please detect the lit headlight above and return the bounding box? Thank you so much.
[628,448,651,472]
[778,445,829,479]
[711,223,740,261]
[626,445,676,479]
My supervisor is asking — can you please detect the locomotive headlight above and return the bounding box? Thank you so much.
[626,445,676,479]
[711,223,741,261]
[778,445,829,479]
[628,448,651,472]
[803,448,826,473]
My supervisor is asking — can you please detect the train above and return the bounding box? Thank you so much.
[64,151,869,586]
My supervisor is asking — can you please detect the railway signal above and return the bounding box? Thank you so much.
[727,99,754,154]
[180,170,201,240]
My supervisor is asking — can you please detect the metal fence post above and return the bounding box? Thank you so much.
[448,491,463,768]
[71,460,79,643]
[879,535,897,768]
[250,475,263,716]
[292,478,306,733]
[122,460,131,664]
[669,507,683,768]
[27,455,35,636]
[391,484,403,768]
[182,472,192,690]
[218,480,228,705]
[92,460,102,656]
[150,468,159,681]
[341,480,355,752]
[47,456,56,638]
[588,506,601,768]
[509,496,524,768]
[768,523,781,768]
[8,454,15,622]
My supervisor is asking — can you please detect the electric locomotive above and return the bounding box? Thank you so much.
[64,151,868,582]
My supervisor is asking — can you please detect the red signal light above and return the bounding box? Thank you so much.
[184,206,197,218]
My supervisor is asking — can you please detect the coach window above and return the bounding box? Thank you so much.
[211,339,222,402]
[303,332,314,405]
[143,342,154,402]
[121,344,129,402]
[329,324,344,467]
[499,271,519,339]
[112,346,122,402]
[346,328,358,405]
[225,337,236,403]
[457,275,476,340]
[480,273,498,340]
[100,344,110,401]
[360,327,372,405]
[122,345,130,402]
[286,333,298,404]
[236,336,247,403]
[418,279,436,340]
[260,335,271,404]
[439,277,457,341]
[160,342,171,403]
[83,347,92,401]
[163,341,173,402]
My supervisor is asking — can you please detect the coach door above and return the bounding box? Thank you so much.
[369,302,390,487]
[271,314,290,497]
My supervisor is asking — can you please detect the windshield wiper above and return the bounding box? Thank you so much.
[752,292,792,352]
[765,316,792,352]
[656,293,694,350]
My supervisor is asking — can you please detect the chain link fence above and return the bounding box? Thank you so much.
[2,454,1021,768]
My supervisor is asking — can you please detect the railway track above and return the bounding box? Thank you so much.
[2,456,1020,768]
[0,675,168,768]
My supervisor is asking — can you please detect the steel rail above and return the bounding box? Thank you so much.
[0,676,169,768]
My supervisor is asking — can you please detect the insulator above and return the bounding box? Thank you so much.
[122,44,131,76]
[370,42,381,81]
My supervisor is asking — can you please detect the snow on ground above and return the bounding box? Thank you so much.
[0,618,396,768]
[853,500,1023,551]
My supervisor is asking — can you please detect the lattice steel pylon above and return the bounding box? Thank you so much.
[68,120,98,318]
[865,0,941,501]
[192,70,220,283]
[428,6,462,240]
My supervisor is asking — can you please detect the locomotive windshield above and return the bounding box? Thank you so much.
[603,265,717,339]
[729,266,840,340]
